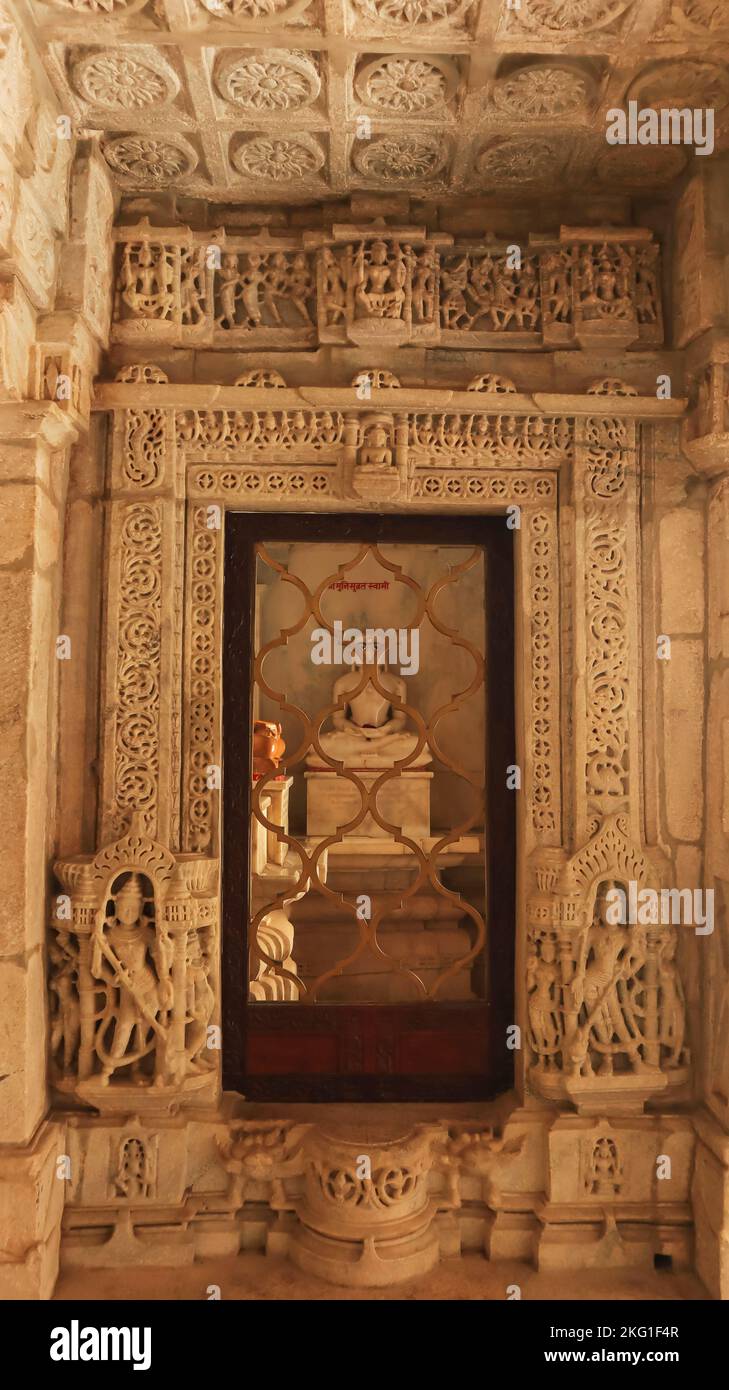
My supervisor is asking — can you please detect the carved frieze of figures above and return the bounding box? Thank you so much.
[111,221,664,351]
[176,407,344,459]
[115,233,208,336]
[440,250,541,336]
[571,240,661,349]
[317,232,443,346]
[50,820,219,1110]
[526,816,689,1113]
[213,248,315,339]
[408,412,573,468]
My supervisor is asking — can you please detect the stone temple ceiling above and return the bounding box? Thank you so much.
[14,0,729,205]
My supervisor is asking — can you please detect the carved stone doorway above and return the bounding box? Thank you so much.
[222,512,516,1100]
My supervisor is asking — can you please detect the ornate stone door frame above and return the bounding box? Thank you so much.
[50,378,690,1120]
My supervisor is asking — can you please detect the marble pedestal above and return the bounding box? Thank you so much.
[305,768,433,840]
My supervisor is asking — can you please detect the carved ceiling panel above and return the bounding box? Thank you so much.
[15,0,729,201]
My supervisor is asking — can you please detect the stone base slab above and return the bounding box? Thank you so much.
[692,1109,729,1299]
[50,1099,706,1290]
[0,1119,67,1300]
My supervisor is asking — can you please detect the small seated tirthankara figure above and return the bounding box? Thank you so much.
[307,657,431,769]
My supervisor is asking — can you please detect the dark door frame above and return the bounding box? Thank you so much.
[222,511,516,1101]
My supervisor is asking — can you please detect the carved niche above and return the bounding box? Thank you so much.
[51,820,219,1111]
[93,348,688,1129]
[526,816,690,1115]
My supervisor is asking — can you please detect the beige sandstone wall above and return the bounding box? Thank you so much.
[1,0,729,1301]
[675,164,729,1300]
[0,4,113,1297]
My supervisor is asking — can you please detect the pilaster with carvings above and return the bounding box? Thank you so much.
[99,406,183,849]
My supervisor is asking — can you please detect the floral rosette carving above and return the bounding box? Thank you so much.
[627,58,729,112]
[47,0,148,12]
[355,54,458,113]
[70,48,180,110]
[505,0,633,34]
[231,134,325,181]
[198,0,313,19]
[475,137,570,186]
[350,0,474,24]
[353,133,449,183]
[490,63,593,120]
[103,135,198,186]
[215,50,320,111]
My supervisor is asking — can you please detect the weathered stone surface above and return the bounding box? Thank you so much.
[0,1120,66,1300]
[659,508,705,634]
[662,638,705,842]
[0,950,47,1141]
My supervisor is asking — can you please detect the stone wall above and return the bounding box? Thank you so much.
[675,162,729,1301]
[1,0,729,1297]
[47,199,701,1289]
[0,3,114,1297]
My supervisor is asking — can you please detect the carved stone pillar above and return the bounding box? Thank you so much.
[526,416,690,1118]
[683,362,729,1296]
[0,401,77,1296]
[572,415,641,846]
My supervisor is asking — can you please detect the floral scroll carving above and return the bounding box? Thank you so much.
[123,409,167,487]
[581,418,633,824]
[109,504,163,838]
[528,511,559,839]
